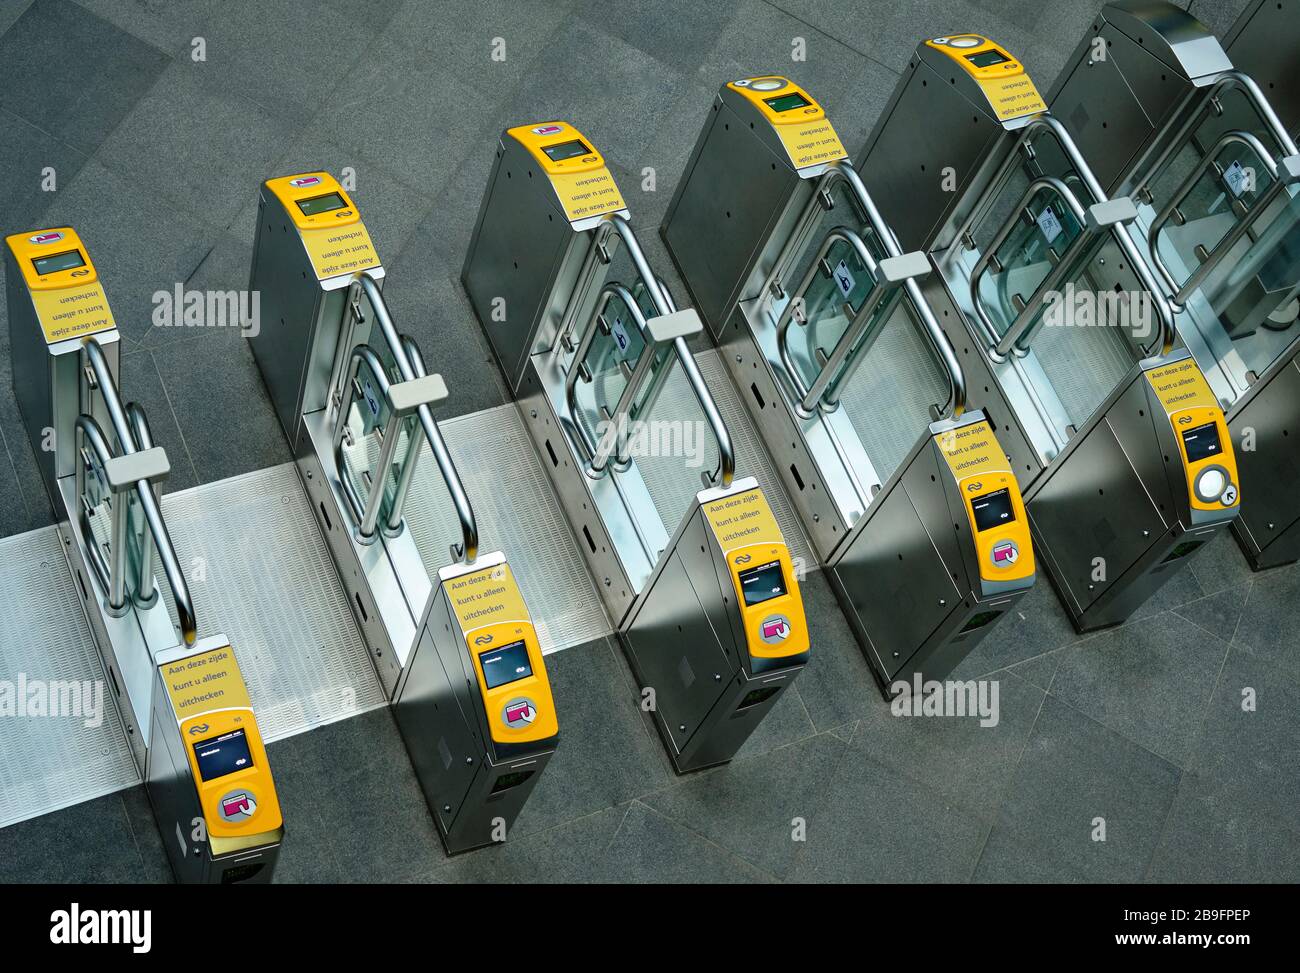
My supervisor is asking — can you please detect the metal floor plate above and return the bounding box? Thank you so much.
[0,528,140,828]
[1032,306,1134,428]
[405,404,612,654]
[158,464,385,742]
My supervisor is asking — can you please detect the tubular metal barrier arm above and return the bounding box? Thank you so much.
[828,164,967,416]
[125,401,157,607]
[401,336,478,564]
[1110,214,1178,357]
[333,344,400,543]
[83,338,197,645]
[353,273,479,563]
[774,224,899,419]
[1013,117,1178,355]
[774,226,869,393]
[671,336,733,487]
[608,215,736,487]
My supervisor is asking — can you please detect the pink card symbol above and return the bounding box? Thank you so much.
[992,542,1018,564]
[222,794,251,816]
[506,702,532,723]
[762,619,788,639]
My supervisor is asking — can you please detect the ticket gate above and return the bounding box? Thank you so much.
[5,227,283,882]
[1048,2,1300,569]
[857,35,1242,631]
[661,76,1036,692]
[462,122,810,771]
[247,173,557,851]
[148,637,283,883]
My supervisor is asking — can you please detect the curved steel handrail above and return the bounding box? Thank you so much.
[83,338,196,645]
[774,225,878,417]
[355,273,478,563]
[608,215,735,487]
[836,164,967,416]
[1135,70,1299,205]
[401,335,479,563]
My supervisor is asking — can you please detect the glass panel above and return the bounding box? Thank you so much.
[976,185,1085,338]
[1152,139,1274,292]
[785,236,879,394]
[78,435,116,588]
[1199,188,1300,375]
[625,280,676,425]
[572,290,647,451]
[339,360,396,525]
[125,487,153,597]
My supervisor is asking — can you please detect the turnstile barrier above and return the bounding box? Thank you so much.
[661,77,1036,692]
[857,34,1242,631]
[1048,1,1300,569]
[247,172,556,851]
[462,122,809,769]
[5,227,282,882]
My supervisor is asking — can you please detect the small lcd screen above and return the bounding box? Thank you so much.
[479,639,533,690]
[1181,421,1222,463]
[764,92,811,113]
[295,192,348,216]
[542,139,592,162]
[31,250,85,276]
[965,49,1011,68]
[193,729,254,782]
[971,487,1016,532]
[738,559,788,606]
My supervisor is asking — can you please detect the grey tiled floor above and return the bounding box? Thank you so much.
[0,0,1297,883]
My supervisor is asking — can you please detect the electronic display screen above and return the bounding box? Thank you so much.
[971,487,1016,532]
[764,92,811,113]
[479,639,533,690]
[542,139,592,162]
[738,559,788,606]
[1181,421,1222,463]
[193,729,254,782]
[295,192,348,216]
[965,49,1011,68]
[31,250,85,276]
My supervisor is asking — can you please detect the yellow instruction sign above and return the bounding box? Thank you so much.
[447,562,531,634]
[301,221,381,280]
[936,420,1010,480]
[704,489,784,553]
[976,75,1046,122]
[161,645,252,721]
[1145,358,1217,414]
[775,116,848,169]
[30,281,116,344]
[548,168,627,223]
